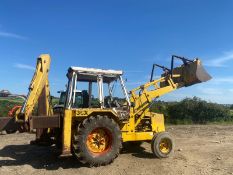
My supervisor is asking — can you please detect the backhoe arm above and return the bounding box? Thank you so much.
[18,54,53,122]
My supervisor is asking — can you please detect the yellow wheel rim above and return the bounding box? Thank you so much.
[159,138,171,154]
[86,128,112,155]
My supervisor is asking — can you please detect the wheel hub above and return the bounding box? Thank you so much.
[159,138,171,154]
[86,128,112,154]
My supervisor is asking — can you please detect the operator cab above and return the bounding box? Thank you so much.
[65,66,130,110]
[57,90,89,108]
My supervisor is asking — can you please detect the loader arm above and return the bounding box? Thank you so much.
[130,75,177,116]
[18,54,53,122]
[129,56,211,129]
[129,74,179,129]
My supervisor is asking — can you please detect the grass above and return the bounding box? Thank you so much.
[0,97,24,117]
[0,97,24,103]
[0,97,59,117]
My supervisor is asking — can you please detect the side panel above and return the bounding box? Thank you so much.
[121,112,165,142]
[122,132,154,142]
[30,116,60,129]
[72,108,119,121]
[150,112,165,132]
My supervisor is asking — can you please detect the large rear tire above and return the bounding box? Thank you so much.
[151,132,174,158]
[72,115,122,166]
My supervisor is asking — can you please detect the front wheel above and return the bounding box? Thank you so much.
[151,132,174,158]
[72,115,122,166]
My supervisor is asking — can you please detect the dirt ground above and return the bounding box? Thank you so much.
[0,125,233,175]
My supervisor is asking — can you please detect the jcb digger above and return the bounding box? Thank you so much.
[0,54,211,166]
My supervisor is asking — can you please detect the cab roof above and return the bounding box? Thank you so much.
[68,66,123,83]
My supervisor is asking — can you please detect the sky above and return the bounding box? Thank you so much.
[0,0,233,104]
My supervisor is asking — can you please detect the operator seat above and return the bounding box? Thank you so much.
[82,90,89,108]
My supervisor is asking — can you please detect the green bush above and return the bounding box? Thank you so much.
[1,96,233,124]
[151,97,233,124]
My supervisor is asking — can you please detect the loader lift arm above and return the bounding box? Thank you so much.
[130,67,178,129]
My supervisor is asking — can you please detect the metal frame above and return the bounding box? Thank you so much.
[150,64,170,82]
[65,67,130,109]
[119,76,130,105]
[150,55,195,82]
[97,75,104,108]
[170,55,193,78]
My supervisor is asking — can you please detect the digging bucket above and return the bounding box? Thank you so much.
[171,59,212,87]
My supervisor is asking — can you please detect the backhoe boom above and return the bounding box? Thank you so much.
[18,54,53,122]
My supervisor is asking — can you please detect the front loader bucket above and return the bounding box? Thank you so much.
[172,59,211,87]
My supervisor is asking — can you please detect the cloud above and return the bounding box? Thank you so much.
[14,63,35,70]
[205,51,233,67]
[0,31,27,40]
[212,77,233,84]
[198,87,223,95]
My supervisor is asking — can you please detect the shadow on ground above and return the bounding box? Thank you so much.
[121,142,155,159]
[0,144,85,170]
[0,143,155,170]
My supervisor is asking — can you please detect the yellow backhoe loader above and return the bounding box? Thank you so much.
[0,54,211,166]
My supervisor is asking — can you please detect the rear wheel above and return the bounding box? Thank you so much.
[151,132,174,158]
[72,115,122,166]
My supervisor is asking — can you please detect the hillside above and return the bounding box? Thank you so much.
[0,97,24,117]
[0,97,59,117]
